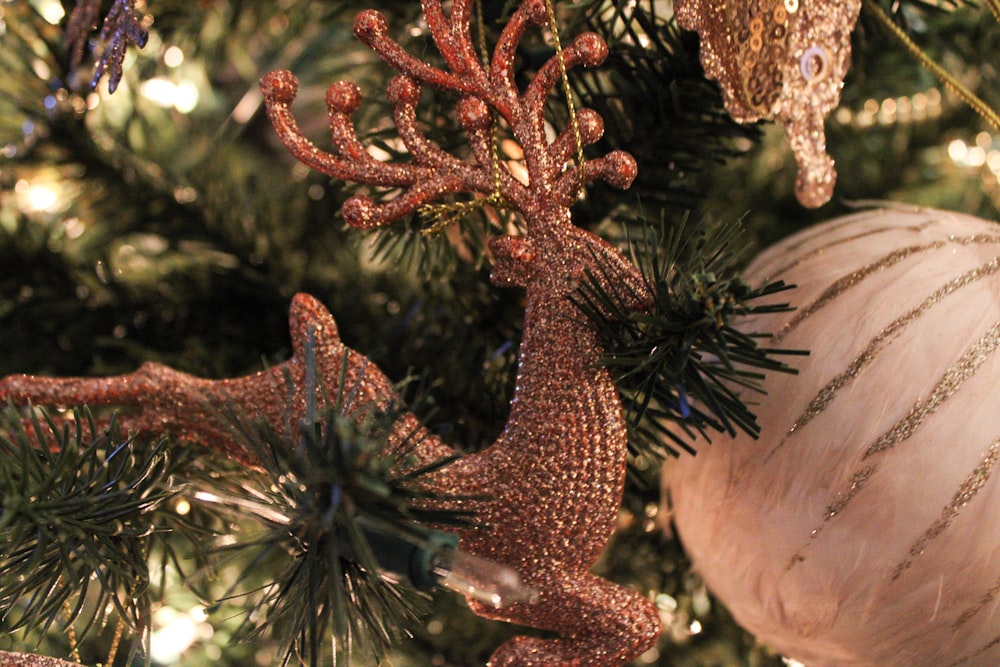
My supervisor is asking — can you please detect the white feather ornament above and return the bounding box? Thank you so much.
[664,206,1000,667]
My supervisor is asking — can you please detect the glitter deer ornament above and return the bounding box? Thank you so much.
[1,1,662,664]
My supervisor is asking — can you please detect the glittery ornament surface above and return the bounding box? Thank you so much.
[0,652,84,667]
[675,0,861,207]
[1,1,662,664]
[666,207,1000,666]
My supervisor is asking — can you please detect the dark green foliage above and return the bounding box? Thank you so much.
[566,0,762,221]
[574,216,805,460]
[188,348,478,666]
[0,409,176,661]
[2,0,999,664]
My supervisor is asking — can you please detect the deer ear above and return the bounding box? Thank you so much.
[489,235,539,287]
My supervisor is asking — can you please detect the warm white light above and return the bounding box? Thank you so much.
[173,80,200,113]
[948,139,969,164]
[988,150,1000,174]
[16,179,60,213]
[163,46,185,68]
[149,607,198,664]
[35,0,65,24]
[140,78,178,107]
[174,498,191,515]
[966,146,987,168]
[140,78,200,113]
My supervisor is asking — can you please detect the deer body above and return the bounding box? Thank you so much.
[1,2,664,663]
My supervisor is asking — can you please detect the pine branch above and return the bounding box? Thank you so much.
[186,348,483,666]
[559,0,761,219]
[0,408,180,662]
[573,215,807,462]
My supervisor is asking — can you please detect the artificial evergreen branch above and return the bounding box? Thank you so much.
[574,217,806,460]
[0,408,176,662]
[187,349,480,667]
[565,0,761,217]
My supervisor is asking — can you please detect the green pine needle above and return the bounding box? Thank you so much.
[573,215,807,462]
[0,407,179,661]
[191,347,481,666]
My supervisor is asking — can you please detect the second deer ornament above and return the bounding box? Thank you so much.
[0,1,661,664]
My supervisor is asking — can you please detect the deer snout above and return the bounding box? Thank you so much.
[489,235,538,287]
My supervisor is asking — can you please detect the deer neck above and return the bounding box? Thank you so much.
[499,285,626,460]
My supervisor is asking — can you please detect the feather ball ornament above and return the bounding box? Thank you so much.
[674,0,861,208]
[665,207,1000,666]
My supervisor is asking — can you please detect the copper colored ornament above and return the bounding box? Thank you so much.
[0,652,84,667]
[666,207,1000,666]
[675,0,861,208]
[1,1,662,664]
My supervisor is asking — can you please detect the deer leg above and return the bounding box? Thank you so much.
[0,362,295,464]
[476,570,661,667]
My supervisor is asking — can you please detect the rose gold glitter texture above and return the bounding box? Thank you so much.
[674,0,861,207]
[0,652,84,667]
[0,2,661,664]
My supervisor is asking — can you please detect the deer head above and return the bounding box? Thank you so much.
[1,2,662,664]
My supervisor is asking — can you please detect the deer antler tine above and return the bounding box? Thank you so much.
[354,10,476,96]
[420,0,480,78]
[550,108,603,166]
[261,71,417,186]
[491,0,548,106]
[325,80,379,163]
[387,75,477,174]
[523,32,608,119]
[553,150,637,203]
[341,176,468,229]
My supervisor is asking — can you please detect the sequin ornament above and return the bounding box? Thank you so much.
[675,0,861,207]
[1,1,662,664]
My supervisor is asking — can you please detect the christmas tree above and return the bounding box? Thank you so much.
[1,0,998,665]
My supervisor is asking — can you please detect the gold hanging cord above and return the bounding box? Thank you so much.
[419,0,586,234]
[861,0,1000,131]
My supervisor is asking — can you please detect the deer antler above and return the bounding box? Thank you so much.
[2,3,662,664]
[260,0,636,229]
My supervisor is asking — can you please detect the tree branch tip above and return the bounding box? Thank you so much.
[260,70,299,105]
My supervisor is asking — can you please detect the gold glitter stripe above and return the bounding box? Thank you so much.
[773,242,946,342]
[953,574,1000,631]
[778,208,893,254]
[786,257,1000,436]
[785,465,876,569]
[767,220,939,280]
[863,320,1000,459]
[947,633,1000,667]
[890,436,1000,582]
[788,319,1000,567]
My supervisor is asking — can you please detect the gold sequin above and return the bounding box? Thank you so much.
[674,0,861,206]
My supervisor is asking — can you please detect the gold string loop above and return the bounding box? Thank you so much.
[419,0,585,235]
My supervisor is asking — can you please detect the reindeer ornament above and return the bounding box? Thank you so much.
[0,1,662,664]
